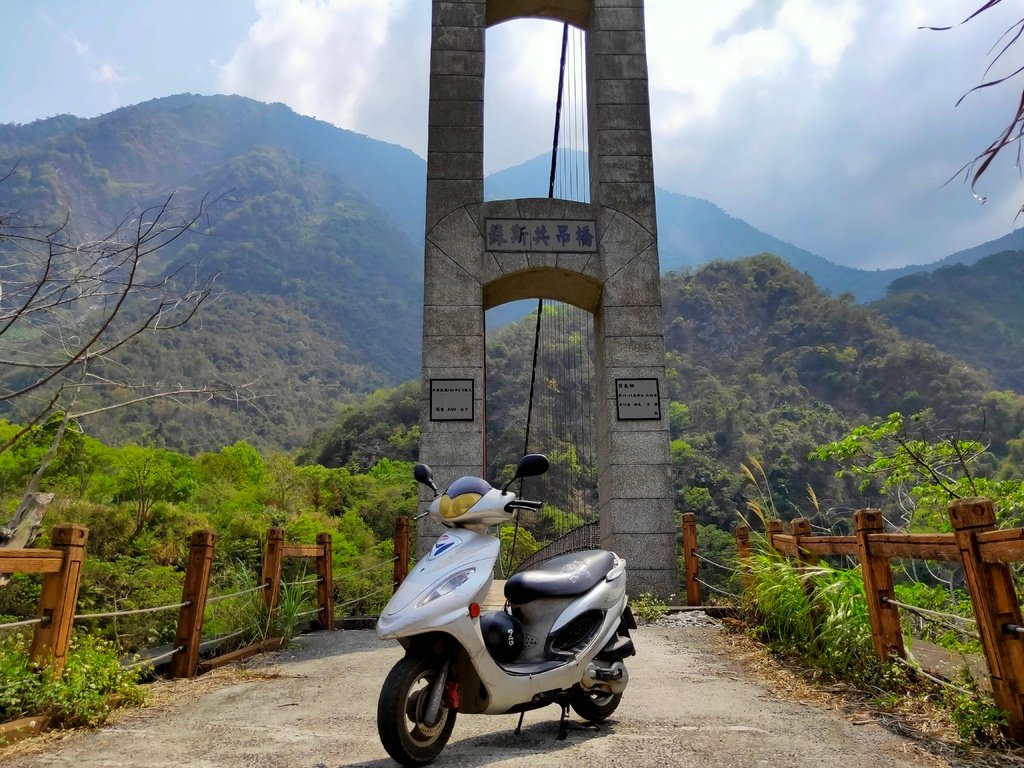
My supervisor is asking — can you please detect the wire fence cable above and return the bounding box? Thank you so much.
[881,596,979,641]
[205,583,269,604]
[695,551,739,574]
[696,578,739,600]
[75,601,191,620]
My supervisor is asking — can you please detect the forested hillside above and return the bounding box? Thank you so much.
[3,94,1021,457]
[0,95,424,452]
[658,255,1024,527]
[307,255,1024,532]
[871,251,1024,393]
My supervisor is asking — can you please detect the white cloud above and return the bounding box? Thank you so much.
[216,0,1024,268]
[219,0,429,153]
[91,62,135,84]
[65,35,89,56]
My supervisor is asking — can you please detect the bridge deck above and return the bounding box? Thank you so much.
[2,624,936,767]
[482,579,507,611]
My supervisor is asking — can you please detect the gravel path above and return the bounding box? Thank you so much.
[2,616,946,768]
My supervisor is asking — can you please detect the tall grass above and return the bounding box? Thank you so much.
[744,552,878,679]
[211,562,314,646]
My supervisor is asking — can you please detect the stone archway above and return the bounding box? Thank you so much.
[419,0,676,597]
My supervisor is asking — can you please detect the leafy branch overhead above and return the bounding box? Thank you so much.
[810,410,1024,528]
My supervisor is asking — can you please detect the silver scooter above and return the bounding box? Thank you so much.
[375,454,636,766]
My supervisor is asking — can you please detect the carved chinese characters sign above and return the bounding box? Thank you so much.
[484,218,597,253]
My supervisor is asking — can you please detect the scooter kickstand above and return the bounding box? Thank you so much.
[557,703,570,741]
[514,712,526,736]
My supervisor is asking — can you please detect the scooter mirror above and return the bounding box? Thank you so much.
[413,463,438,495]
[514,454,549,479]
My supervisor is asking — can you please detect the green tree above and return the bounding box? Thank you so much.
[113,445,198,537]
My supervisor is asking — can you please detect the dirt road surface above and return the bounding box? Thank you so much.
[2,619,946,768]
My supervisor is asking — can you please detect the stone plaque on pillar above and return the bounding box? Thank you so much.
[430,379,474,421]
[615,378,661,420]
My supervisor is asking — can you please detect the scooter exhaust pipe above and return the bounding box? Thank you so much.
[581,661,629,695]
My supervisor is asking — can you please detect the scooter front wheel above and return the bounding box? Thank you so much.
[377,654,457,766]
[569,684,622,722]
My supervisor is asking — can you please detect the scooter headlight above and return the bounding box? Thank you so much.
[439,492,482,519]
[417,567,476,607]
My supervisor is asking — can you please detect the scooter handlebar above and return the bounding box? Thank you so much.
[505,499,543,512]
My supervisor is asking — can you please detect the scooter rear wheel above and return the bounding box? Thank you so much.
[377,654,457,766]
[569,684,622,722]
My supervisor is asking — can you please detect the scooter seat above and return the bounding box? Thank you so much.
[505,550,616,604]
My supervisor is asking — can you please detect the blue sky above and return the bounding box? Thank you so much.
[1,1,1022,270]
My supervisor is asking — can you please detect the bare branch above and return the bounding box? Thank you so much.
[0,176,251,458]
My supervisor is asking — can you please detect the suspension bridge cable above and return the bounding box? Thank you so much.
[547,22,569,199]
[206,583,269,604]
[283,577,323,588]
[198,630,245,651]
[124,645,185,671]
[573,26,583,201]
[336,558,399,580]
[881,596,979,641]
[335,585,391,612]
[0,617,45,631]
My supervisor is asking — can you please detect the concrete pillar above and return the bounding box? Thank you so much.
[420,0,676,598]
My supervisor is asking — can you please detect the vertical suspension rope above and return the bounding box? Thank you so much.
[513,23,607,570]
[548,23,569,200]
[522,20,569,466]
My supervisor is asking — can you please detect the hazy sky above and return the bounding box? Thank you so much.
[2,0,1022,269]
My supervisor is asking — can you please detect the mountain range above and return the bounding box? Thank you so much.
[2,93,1021,452]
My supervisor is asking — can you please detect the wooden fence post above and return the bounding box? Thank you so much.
[766,520,784,556]
[393,516,409,593]
[950,497,1024,741]
[854,509,904,663]
[682,512,701,606]
[30,524,88,674]
[171,530,215,679]
[791,517,821,638]
[735,524,753,590]
[316,532,335,631]
[262,527,284,620]
[790,518,816,568]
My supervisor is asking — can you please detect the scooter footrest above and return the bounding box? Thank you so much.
[498,659,564,676]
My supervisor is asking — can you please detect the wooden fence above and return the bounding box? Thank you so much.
[680,498,1024,741]
[0,516,413,680]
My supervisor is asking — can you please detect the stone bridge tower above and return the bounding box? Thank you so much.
[420,0,676,597]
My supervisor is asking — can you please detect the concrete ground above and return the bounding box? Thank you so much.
[1,617,949,768]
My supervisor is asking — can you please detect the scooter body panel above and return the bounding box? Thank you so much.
[474,587,628,713]
[376,529,498,639]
